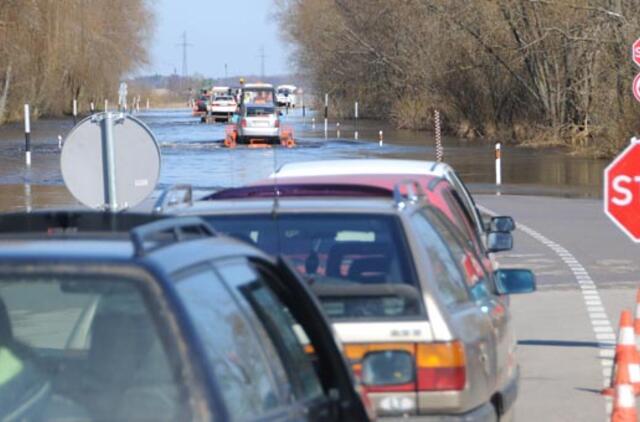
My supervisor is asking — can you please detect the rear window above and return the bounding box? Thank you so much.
[204,214,422,320]
[246,107,275,117]
[214,96,233,101]
[0,273,189,421]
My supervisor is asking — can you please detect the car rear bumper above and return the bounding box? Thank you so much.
[239,127,279,138]
[378,401,496,422]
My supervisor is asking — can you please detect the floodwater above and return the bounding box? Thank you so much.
[0,108,608,211]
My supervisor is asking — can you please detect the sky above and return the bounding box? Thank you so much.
[147,0,292,78]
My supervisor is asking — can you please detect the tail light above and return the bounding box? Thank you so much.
[345,341,466,392]
[240,118,247,128]
[416,341,466,391]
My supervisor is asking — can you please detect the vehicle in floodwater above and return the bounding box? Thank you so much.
[276,84,297,108]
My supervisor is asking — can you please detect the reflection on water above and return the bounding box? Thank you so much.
[0,108,608,211]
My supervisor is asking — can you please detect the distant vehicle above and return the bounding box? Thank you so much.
[276,84,297,108]
[239,83,276,107]
[236,103,281,144]
[208,95,237,122]
[210,86,230,98]
[0,211,371,421]
[193,94,209,113]
[170,178,535,421]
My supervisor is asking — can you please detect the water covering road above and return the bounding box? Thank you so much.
[0,107,608,211]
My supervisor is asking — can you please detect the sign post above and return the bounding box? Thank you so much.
[604,137,640,242]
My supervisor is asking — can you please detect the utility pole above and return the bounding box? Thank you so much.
[259,46,266,80]
[177,31,193,88]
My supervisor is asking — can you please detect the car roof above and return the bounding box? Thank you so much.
[272,159,451,178]
[0,211,269,269]
[180,196,408,216]
[258,173,441,191]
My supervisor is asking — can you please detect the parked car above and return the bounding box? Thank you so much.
[271,159,506,249]
[236,103,281,144]
[0,211,371,421]
[208,95,237,122]
[168,180,535,421]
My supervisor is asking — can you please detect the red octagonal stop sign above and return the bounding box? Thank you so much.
[605,138,640,242]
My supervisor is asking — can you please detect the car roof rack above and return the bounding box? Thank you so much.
[0,211,165,235]
[393,179,427,209]
[153,184,193,214]
[130,216,216,257]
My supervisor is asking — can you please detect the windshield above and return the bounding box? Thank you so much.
[246,106,275,117]
[203,213,422,320]
[0,273,189,421]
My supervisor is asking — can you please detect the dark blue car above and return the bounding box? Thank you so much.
[0,211,371,421]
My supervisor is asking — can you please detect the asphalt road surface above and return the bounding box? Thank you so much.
[477,194,640,421]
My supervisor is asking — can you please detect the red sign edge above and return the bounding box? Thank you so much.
[604,139,640,243]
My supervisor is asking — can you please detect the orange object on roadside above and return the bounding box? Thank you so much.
[603,310,640,396]
[611,352,638,422]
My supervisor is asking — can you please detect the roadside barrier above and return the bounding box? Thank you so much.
[603,310,640,396]
[611,357,637,422]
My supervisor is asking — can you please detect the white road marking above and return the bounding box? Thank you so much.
[478,205,614,417]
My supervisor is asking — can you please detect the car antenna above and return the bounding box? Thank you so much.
[271,141,283,256]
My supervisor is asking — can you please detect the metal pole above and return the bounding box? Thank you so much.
[100,112,118,211]
[324,93,328,138]
[495,142,502,188]
[354,101,359,140]
[301,92,306,118]
[72,99,78,125]
[24,104,31,167]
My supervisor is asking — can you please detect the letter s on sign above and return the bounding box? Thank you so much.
[612,175,632,206]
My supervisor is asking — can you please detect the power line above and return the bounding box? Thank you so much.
[176,31,193,79]
[259,46,267,80]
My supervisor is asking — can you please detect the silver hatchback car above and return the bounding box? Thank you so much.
[164,181,535,421]
[236,103,281,144]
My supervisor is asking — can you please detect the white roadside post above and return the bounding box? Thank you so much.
[104,99,109,112]
[146,98,150,110]
[72,99,78,125]
[324,93,328,138]
[495,142,502,190]
[312,117,316,130]
[379,130,383,147]
[434,110,443,162]
[90,102,95,114]
[24,104,31,167]
[336,122,340,138]
[354,101,359,140]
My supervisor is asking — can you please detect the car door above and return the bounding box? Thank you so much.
[420,206,513,393]
[408,210,498,406]
[173,263,294,421]
[214,256,370,422]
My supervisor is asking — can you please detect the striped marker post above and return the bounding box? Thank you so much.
[72,99,78,125]
[495,142,502,186]
[435,110,443,162]
[24,104,31,167]
[354,101,359,140]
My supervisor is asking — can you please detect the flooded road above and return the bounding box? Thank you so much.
[0,108,608,211]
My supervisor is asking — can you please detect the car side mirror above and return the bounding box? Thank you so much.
[494,269,536,295]
[487,231,513,252]
[490,216,515,232]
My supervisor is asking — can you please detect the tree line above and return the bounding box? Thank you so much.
[0,0,154,123]
[276,0,640,157]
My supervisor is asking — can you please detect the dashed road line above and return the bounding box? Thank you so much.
[479,205,614,415]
